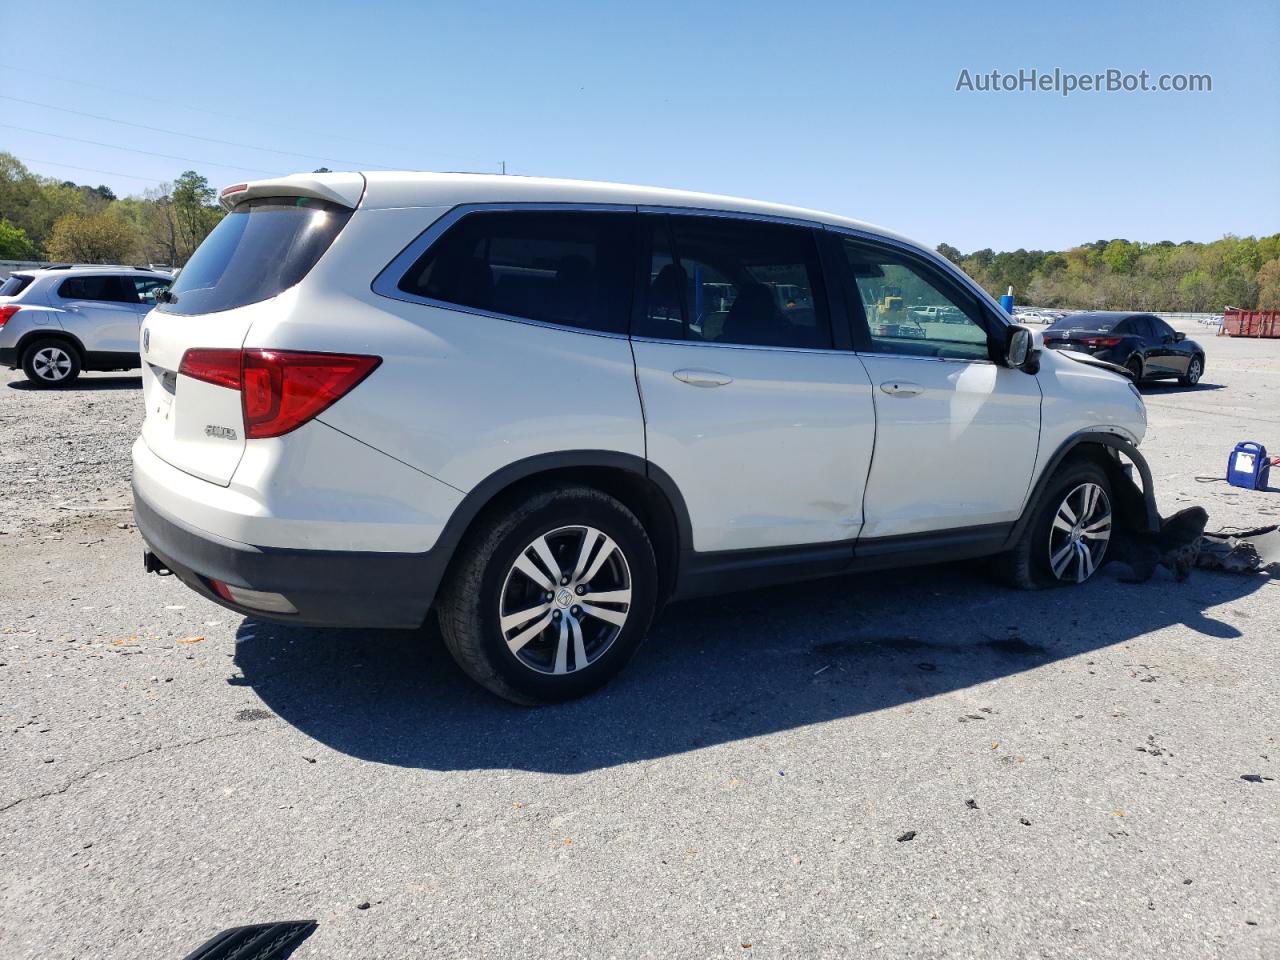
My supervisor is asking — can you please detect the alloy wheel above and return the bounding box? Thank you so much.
[1187,358,1201,384]
[32,346,73,382]
[1047,482,1111,583]
[498,524,632,675]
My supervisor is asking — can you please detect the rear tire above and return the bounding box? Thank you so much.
[995,459,1113,590]
[22,339,81,387]
[1125,356,1143,382]
[437,485,658,705]
[1179,355,1203,387]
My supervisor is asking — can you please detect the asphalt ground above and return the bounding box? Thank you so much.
[1,318,1277,959]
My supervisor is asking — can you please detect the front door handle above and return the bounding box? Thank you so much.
[879,380,924,397]
[674,368,733,387]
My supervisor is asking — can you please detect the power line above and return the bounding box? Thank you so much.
[0,94,395,171]
[10,155,167,183]
[0,122,282,176]
[0,65,501,169]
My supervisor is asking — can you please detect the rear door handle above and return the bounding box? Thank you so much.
[674,368,733,387]
[879,380,924,397]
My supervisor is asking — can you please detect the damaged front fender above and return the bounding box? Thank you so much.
[1011,432,1161,549]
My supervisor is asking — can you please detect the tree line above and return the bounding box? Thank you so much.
[2,151,1277,311]
[937,233,1280,313]
[0,153,223,267]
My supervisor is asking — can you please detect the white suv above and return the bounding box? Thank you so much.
[133,173,1153,704]
[0,265,173,386]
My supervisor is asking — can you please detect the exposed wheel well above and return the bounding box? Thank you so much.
[442,464,683,607]
[1047,441,1148,535]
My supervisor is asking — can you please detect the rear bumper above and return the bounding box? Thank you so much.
[133,482,446,629]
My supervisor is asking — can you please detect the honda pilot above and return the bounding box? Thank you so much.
[133,172,1154,704]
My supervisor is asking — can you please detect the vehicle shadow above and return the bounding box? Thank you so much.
[6,375,142,391]
[1136,381,1225,394]
[234,558,1269,774]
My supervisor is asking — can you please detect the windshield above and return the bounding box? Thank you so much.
[159,196,352,315]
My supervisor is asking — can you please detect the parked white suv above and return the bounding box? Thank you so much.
[133,173,1153,704]
[0,265,173,386]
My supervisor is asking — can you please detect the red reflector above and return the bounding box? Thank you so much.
[209,579,235,602]
[241,350,381,439]
[178,348,242,390]
[0,305,19,326]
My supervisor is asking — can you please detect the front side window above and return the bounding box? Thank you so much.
[836,238,993,360]
[134,277,171,304]
[1148,315,1175,339]
[636,215,831,349]
[397,210,634,334]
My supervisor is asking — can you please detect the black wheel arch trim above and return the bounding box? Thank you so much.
[12,328,87,363]
[434,450,694,600]
[1006,431,1159,545]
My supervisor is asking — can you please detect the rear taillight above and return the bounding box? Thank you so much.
[178,348,380,439]
[178,348,242,390]
[0,305,20,327]
[1079,336,1122,347]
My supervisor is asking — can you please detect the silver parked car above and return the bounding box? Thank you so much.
[0,265,172,386]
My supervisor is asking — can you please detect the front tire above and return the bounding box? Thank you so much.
[996,459,1113,590]
[22,339,81,387]
[437,485,658,705]
[1179,355,1203,387]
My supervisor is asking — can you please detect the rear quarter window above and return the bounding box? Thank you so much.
[159,196,352,316]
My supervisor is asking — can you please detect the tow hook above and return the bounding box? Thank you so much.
[143,550,172,576]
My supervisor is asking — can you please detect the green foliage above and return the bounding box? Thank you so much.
[937,232,1280,311]
[0,217,34,259]
[46,210,138,263]
[1257,259,1280,311]
[0,153,224,266]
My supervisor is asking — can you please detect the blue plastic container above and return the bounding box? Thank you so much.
[1227,441,1270,490]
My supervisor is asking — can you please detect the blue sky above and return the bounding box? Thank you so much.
[2,0,1276,251]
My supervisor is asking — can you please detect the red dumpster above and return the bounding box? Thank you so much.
[1222,309,1280,338]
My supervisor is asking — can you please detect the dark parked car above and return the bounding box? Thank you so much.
[1043,312,1204,386]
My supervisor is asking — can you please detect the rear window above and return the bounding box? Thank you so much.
[159,196,352,316]
[1048,315,1118,331]
[0,274,35,297]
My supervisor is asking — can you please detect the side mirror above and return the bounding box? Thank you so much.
[997,324,1040,373]
[1174,331,1186,342]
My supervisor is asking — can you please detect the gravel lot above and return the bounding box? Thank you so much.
[1,321,1277,960]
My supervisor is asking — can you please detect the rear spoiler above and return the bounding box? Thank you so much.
[219,172,366,211]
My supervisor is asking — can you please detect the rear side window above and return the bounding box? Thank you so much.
[0,274,34,297]
[636,215,831,349]
[160,197,352,316]
[397,210,634,334]
[58,275,140,304]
